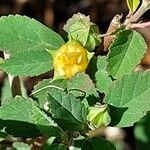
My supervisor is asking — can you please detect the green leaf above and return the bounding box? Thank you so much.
[67,73,98,98]
[0,15,65,76]
[96,71,112,94]
[81,137,116,150]
[97,56,108,70]
[0,15,64,54]
[1,120,41,137]
[44,143,67,150]
[47,89,88,131]
[95,56,112,94]
[2,49,53,76]
[126,0,140,12]
[104,72,150,127]
[63,13,101,51]
[13,142,32,150]
[32,79,67,108]
[107,30,147,79]
[0,96,63,137]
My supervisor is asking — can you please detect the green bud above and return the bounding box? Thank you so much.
[63,13,101,51]
[126,0,140,12]
[87,104,111,129]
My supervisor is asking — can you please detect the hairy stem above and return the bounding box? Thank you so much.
[4,53,22,97]
[86,127,105,138]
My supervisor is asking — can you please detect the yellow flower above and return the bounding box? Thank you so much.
[53,41,89,78]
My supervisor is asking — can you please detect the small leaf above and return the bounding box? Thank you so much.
[64,13,101,51]
[32,79,67,108]
[81,137,116,150]
[97,56,108,70]
[96,71,112,94]
[107,30,147,79]
[2,49,53,76]
[0,15,64,54]
[0,96,63,137]
[13,142,32,150]
[47,89,88,131]
[126,0,140,12]
[95,56,112,94]
[104,72,150,127]
[67,73,98,98]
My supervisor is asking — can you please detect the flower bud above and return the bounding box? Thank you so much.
[63,13,101,51]
[53,41,90,79]
[87,104,111,129]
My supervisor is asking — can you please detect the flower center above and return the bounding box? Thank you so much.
[62,52,83,65]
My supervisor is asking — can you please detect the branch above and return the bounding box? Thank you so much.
[127,21,150,28]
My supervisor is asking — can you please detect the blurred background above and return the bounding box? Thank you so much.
[0,0,150,150]
[0,0,128,33]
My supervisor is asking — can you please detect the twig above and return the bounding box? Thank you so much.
[127,21,150,28]
[4,53,22,97]
[125,0,150,25]
[86,127,105,138]
[99,32,114,38]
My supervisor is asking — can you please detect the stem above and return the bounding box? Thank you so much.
[125,0,150,25]
[86,127,105,138]
[31,85,64,96]
[99,32,114,38]
[4,53,22,97]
